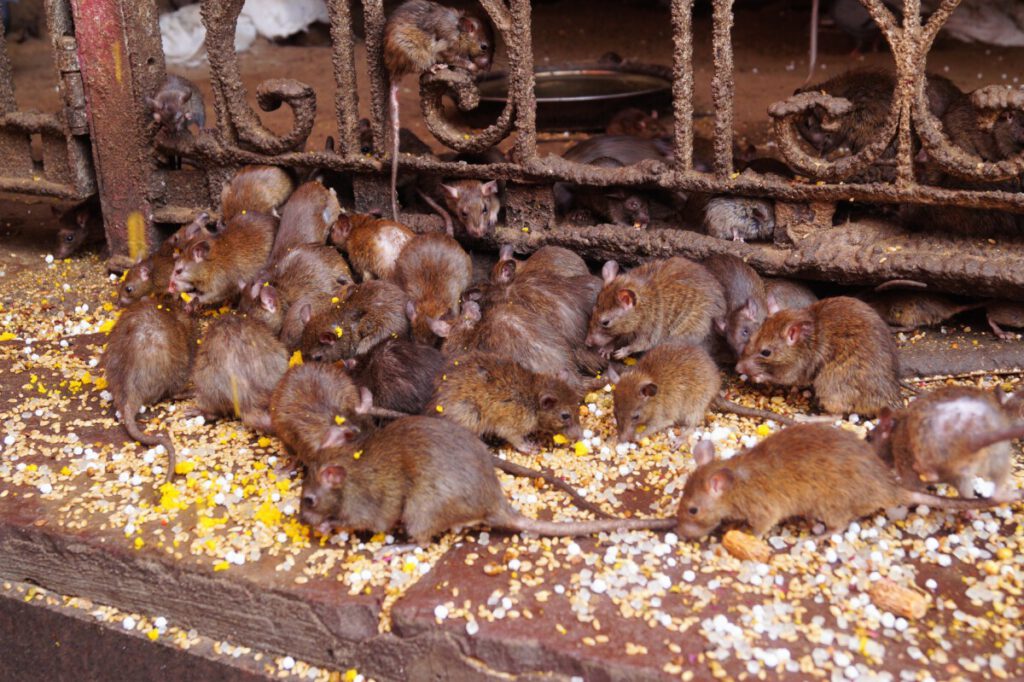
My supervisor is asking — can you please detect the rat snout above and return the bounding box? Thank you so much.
[585,330,609,348]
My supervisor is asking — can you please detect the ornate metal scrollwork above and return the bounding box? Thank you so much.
[200,0,317,155]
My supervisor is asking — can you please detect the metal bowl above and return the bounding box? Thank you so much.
[460,64,673,132]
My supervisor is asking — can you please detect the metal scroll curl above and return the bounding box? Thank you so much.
[417,0,515,154]
[200,0,317,155]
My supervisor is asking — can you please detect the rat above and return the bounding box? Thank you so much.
[299,280,410,362]
[220,165,295,221]
[612,343,795,444]
[585,257,726,360]
[147,74,205,134]
[101,297,195,483]
[329,213,414,281]
[168,210,276,309]
[676,424,1004,539]
[501,244,590,279]
[735,296,901,416]
[863,290,980,332]
[190,313,289,432]
[268,180,341,263]
[872,386,1024,502]
[704,254,768,357]
[438,147,506,238]
[985,300,1024,340]
[383,0,494,219]
[345,337,444,414]
[54,197,104,259]
[299,416,674,543]
[392,232,472,345]
[703,194,776,242]
[117,213,214,308]
[717,277,819,357]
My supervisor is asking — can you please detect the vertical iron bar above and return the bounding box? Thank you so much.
[895,0,920,185]
[328,0,361,158]
[710,0,735,178]
[0,13,17,113]
[362,0,388,158]
[509,0,536,162]
[670,0,694,172]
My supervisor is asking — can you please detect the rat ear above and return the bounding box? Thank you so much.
[539,394,557,410]
[320,425,360,451]
[601,260,619,284]
[494,259,516,285]
[342,358,357,371]
[784,318,812,346]
[498,244,514,261]
[259,286,279,313]
[742,297,763,320]
[319,464,347,487]
[639,381,658,398]
[693,439,715,467]
[146,96,160,111]
[190,240,211,262]
[138,264,151,281]
[706,469,734,497]
[616,289,636,309]
[457,15,479,32]
[319,330,337,346]
[356,386,374,414]
[330,215,352,245]
[427,315,451,338]
[462,299,482,322]
[481,180,499,196]
[765,293,781,315]
[405,300,418,324]
[441,184,460,201]
[714,317,726,334]
[299,302,313,325]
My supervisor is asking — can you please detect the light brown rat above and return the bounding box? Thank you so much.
[190,313,289,432]
[268,179,341,262]
[438,147,506,238]
[873,386,1024,501]
[329,213,413,281]
[392,232,472,345]
[504,245,590,279]
[383,0,494,219]
[118,213,213,308]
[220,165,295,221]
[717,277,819,357]
[764,278,818,312]
[101,298,195,483]
[735,296,900,416]
[168,211,276,309]
[300,416,673,543]
[676,424,1005,539]
[346,337,444,415]
[585,257,726,360]
[613,343,794,444]
[299,280,410,362]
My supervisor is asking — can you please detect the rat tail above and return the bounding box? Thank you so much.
[901,490,1016,510]
[490,458,612,518]
[121,403,176,484]
[415,189,453,236]
[712,397,795,426]
[488,505,675,537]
[390,83,401,221]
[367,406,409,420]
[964,423,1024,456]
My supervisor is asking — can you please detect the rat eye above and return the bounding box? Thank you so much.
[125,285,134,294]
[301,494,315,508]
[759,348,772,358]
[480,42,489,51]
[65,234,75,242]
[600,319,611,328]
[688,506,698,515]
[631,414,640,423]
[740,328,750,340]
[560,411,571,422]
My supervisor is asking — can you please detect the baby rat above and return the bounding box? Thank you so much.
[168,210,276,309]
[220,165,295,221]
[383,0,494,219]
[268,180,340,262]
[703,194,775,242]
[329,213,413,281]
[300,416,674,543]
[54,197,103,259]
[873,386,1024,501]
[586,258,726,360]
[392,232,472,345]
[190,313,289,432]
[299,280,410,362]
[613,343,795,444]
[736,296,900,416]
[676,424,1004,539]
[101,298,195,483]
[346,337,444,414]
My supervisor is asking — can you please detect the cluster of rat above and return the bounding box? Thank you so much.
[100,173,1021,546]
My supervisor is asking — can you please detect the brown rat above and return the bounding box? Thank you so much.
[392,232,472,345]
[345,337,444,414]
[703,194,776,242]
[299,280,410,362]
[863,290,980,332]
[676,424,1005,539]
[168,210,276,309]
[329,213,414,281]
[736,296,900,416]
[872,386,1024,502]
[147,74,205,134]
[118,213,214,308]
[54,197,104,259]
[268,180,341,263]
[718,277,819,357]
[438,147,506,239]
[704,254,768,357]
[300,416,674,543]
[585,257,726,360]
[190,313,289,432]
[383,0,494,219]
[503,244,590,279]
[764,278,818,311]
[985,300,1024,340]
[101,298,195,483]
[220,165,295,221]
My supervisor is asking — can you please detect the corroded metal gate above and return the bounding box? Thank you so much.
[4,0,1024,297]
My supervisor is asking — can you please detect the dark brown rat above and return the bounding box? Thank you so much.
[299,280,410,362]
[146,74,205,134]
[985,300,1024,340]
[346,337,444,414]
[585,257,726,360]
[383,0,494,219]
[220,165,295,221]
[676,424,1005,539]
[736,296,900,416]
[190,313,289,432]
[101,298,195,483]
[873,386,1024,501]
[54,197,104,259]
[268,180,341,262]
[703,194,776,242]
[168,211,276,308]
[704,254,768,357]
[300,416,673,543]
[392,232,472,345]
[613,343,795,444]
[329,213,414,281]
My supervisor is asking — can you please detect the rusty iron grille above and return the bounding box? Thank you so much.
[0,0,94,201]
[73,0,1024,297]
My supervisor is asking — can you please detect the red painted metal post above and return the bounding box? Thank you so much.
[69,0,165,258]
